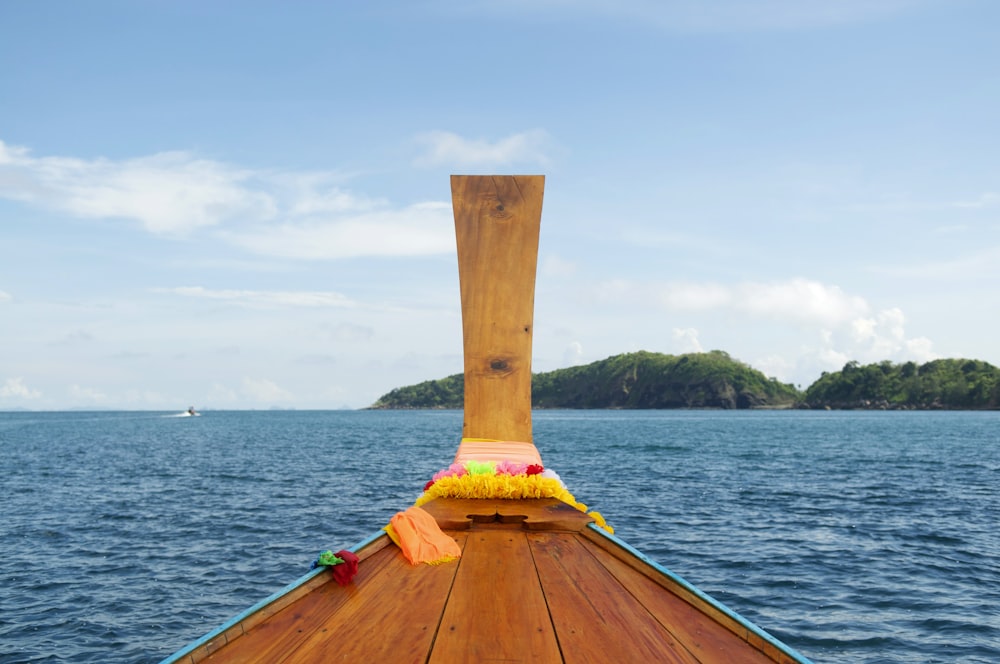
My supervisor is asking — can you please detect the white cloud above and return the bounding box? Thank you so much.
[602,277,868,326]
[0,138,455,259]
[208,383,239,404]
[562,341,584,365]
[69,384,110,403]
[813,347,851,374]
[0,377,42,399]
[413,130,552,168]
[223,202,454,260]
[792,307,937,383]
[155,286,356,308]
[0,140,275,235]
[121,388,169,405]
[657,282,733,311]
[0,140,27,165]
[241,377,294,403]
[672,327,703,353]
[589,276,937,386]
[275,172,382,217]
[902,336,935,360]
[735,278,869,326]
[842,307,936,364]
[0,290,11,303]
[653,279,868,325]
[753,354,797,383]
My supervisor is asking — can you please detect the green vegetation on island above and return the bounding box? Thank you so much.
[369,352,1000,410]
[371,373,466,410]
[531,350,799,408]
[369,350,799,409]
[803,358,1000,410]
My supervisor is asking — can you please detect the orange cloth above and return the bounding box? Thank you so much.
[453,439,543,466]
[388,506,462,565]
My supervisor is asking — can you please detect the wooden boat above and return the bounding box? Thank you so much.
[161,176,813,664]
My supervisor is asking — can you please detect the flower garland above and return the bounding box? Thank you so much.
[311,462,613,583]
[417,460,613,534]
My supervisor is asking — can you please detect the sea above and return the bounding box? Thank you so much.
[1,409,997,663]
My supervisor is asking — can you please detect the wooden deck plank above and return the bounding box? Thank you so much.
[585,536,781,664]
[177,510,805,664]
[421,497,594,532]
[528,531,701,664]
[203,540,400,663]
[429,530,563,664]
[289,531,467,663]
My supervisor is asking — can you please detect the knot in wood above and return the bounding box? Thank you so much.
[489,202,511,221]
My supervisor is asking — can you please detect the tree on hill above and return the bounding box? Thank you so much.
[369,373,464,409]
[369,350,801,409]
[532,350,799,408]
[803,358,1000,409]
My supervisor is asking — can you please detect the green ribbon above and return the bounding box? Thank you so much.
[316,550,345,567]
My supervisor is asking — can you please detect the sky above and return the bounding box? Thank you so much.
[2,0,998,410]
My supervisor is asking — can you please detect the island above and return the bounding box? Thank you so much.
[369,351,1000,411]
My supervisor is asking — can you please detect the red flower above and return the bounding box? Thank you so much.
[526,464,544,476]
[424,479,436,491]
[330,549,359,586]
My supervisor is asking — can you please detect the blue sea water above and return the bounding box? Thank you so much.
[1,409,998,663]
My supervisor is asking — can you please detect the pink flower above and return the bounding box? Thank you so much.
[432,463,468,481]
[496,460,528,476]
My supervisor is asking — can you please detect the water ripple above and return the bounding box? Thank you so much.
[1,409,998,663]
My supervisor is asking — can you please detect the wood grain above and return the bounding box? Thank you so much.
[527,531,700,664]
[293,534,466,663]
[203,540,400,663]
[585,537,781,663]
[452,175,544,443]
[429,530,562,663]
[420,497,594,532]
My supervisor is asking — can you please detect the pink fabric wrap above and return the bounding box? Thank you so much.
[453,439,543,466]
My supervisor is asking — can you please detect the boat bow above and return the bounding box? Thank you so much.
[160,176,812,664]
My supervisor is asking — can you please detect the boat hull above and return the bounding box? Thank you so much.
[161,498,810,663]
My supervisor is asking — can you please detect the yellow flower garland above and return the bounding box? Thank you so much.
[414,472,614,534]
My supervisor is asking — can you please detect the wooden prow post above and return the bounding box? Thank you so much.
[451,175,544,443]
